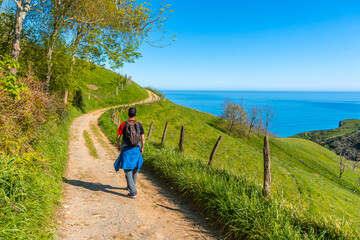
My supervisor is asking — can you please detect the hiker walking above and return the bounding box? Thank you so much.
[114,107,145,198]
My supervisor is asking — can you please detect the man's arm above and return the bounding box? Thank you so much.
[140,134,145,153]
[116,134,121,151]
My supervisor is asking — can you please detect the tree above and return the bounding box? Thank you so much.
[5,0,174,103]
[42,0,76,92]
[9,0,47,74]
[256,107,264,135]
[351,151,360,171]
[335,139,347,178]
[263,105,275,136]
[247,106,258,137]
[0,10,15,56]
[62,0,173,103]
[221,99,247,136]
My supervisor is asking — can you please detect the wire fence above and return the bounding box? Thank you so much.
[105,100,360,232]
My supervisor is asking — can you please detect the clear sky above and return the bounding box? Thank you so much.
[121,0,360,91]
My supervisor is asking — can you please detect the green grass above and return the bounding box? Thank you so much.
[292,119,360,144]
[79,66,149,112]
[0,65,148,239]
[99,99,360,239]
[83,130,99,158]
[90,124,113,155]
[0,106,82,239]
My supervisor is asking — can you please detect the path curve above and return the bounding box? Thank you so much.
[56,90,218,240]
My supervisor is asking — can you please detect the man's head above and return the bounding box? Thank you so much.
[128,108,136,118]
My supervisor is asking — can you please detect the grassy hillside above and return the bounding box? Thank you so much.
[293,119,360,164]
[292,119,360,145]
[99,99,360,239]
[0,66,148,239]
[79,66,149,112]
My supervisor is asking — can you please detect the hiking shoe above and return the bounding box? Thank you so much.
[127,192,137,199]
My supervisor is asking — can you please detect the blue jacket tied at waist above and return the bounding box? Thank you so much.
[114,146,143,172]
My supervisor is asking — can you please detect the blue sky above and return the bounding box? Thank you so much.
[121,0,360,91]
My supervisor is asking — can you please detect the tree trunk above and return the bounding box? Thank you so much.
[64,26,82,103]
[45,25,60,92]
[64,89,68,104]
[10,0,31,74]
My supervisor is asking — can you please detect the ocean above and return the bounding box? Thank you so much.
[162,91,360,137]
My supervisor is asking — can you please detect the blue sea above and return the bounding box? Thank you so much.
[162,91,360,137]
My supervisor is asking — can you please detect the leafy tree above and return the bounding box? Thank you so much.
[221,99,247,136]
[0,55,27,99]
[9,0,48,74]
[0,11,15,56]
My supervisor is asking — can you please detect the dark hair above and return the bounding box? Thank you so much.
[128,108,136,118]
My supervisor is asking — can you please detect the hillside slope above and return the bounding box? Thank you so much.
[293,119,360,162]
[80,66,148,112]
[99,99,360,238]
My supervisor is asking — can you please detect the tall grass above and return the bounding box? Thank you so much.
[0,65,148,239]
[0,107,80,239]
[98,100,360,239]
[143,145,353,239]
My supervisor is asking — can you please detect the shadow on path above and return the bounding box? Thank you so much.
[62,177,128,198]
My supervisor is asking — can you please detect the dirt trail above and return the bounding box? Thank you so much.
[57,91,219,240]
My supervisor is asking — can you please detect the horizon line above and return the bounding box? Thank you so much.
[158,89,360,92]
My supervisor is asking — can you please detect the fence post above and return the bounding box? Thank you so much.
[105,90,107,100]
[116,86,118,95]
[88,90,91,100]
[118,117,121,127]
[179,126,185,151]
[161,122,169,143]
[208,135,222,166]
[147,121,153,140]
[263,136,271,199]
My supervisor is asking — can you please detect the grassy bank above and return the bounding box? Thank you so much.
[0,66,148,239]
[0,107,81,239]
[80,66,148,112]
[99,99,360,239]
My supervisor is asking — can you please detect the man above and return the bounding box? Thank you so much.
[114,107,145,198]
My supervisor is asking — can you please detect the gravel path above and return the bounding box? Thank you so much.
[56,91,219,240]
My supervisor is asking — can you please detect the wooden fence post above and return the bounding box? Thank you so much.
[88,90,91,100]
[116,86,118,95]
[263,136,271,199]
[118,117,121,127]
[208,135,222,166]
[161,122,169,143]
[147,121,153,140]
[179,126,185,151]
